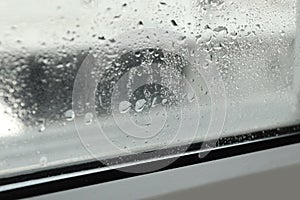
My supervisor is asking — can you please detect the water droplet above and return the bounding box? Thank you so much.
[135,51,141,58]
[56,64,64,69]
[187,93,195,102]
[203,62,209,69]
[204,25,211,30]
[195,35,202,43]
[230,32,238,40]
[213,26,228,33]
[40,156,48,166]
[119,101,131,114]
[171,20,178,26]
[65,110,75,121]
[137,21,144,29]
[39,124,45,132]
[37,118,45,132]
[84,112,93,125]
[151,97,158,107]
[135,99,147,112]
[178,36,187,44]
[162,99,168,105]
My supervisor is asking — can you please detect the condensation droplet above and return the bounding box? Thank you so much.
[177,36,187,44]
[135,51,141,58]
[151,97,158,107]
[135,99,147,112]
[56,64,64,69]
[39,124,45,132]
[137,21,144,29]
[119,101,131,114]
[187,93,195,102]
[171,20,178,26]
[37,118,45,132]
[40,156,48,166]
[65,110,75,121]
[162,99,168,105]
[84,113,93,125]
[213,26,228,33]
[196,35,202,44]
[230,32,238,40]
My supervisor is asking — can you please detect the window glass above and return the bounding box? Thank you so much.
[0,0,299,177]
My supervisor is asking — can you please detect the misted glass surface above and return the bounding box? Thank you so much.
[0,0,299,177]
